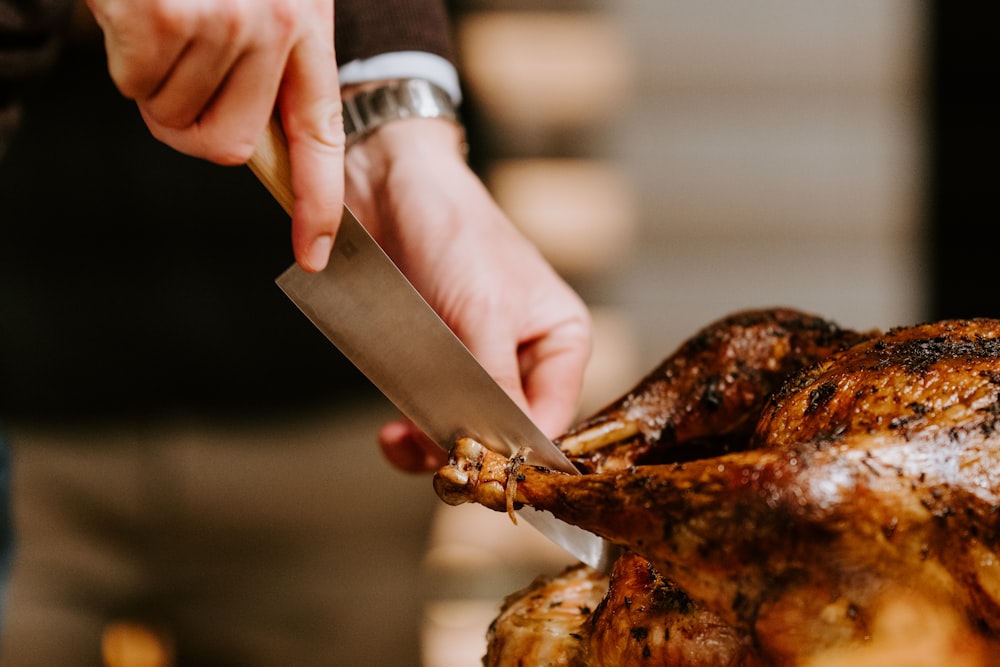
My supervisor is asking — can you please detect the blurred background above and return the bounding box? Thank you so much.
[0,1,990,665]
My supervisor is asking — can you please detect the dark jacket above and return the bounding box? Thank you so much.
[0,1,455,419]
[1,0,454,146]
[0,0,76,151]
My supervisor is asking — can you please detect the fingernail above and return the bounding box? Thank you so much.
[306,234,333,272]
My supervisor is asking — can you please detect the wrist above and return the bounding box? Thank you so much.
[346,116,468,186]
[343,115,475,244]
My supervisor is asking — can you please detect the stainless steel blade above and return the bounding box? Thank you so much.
[276,207,614,570]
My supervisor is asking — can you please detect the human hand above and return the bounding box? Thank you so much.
[86,0,344,272]
[344,117,593,472]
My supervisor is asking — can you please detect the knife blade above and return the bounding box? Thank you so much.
[277,210,580,473]
[248,119,616,571]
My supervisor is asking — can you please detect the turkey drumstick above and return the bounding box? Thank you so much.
[556,308,873,473]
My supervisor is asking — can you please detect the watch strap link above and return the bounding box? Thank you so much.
[342,78,459,147]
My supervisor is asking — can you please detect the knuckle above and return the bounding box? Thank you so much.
[210,0,249,42]
[221,142,257,165]
[267,0,299,38]
[205,136,257,165]
[145,0,197,40]
[147,123,256,166]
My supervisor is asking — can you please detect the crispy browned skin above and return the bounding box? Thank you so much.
[484,553,750,667]
[484,563,605,667]
[588,551,750,667]
[558,308,873,473]
[435,311,1000,666]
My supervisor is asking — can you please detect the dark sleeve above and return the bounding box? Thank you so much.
[334,0,454,66]
[0,0,77,149]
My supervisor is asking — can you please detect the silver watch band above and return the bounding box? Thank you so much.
[342,78,460,147]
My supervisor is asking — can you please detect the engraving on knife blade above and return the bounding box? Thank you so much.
[339,238,358,259]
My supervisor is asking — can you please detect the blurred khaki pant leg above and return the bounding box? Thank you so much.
[0,405,435,667]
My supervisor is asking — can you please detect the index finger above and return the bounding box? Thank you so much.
[276,5,345,273]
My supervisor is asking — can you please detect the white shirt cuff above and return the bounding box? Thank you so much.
[338,52,462,105]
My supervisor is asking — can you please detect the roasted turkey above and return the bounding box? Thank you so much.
[433,307,1000,666]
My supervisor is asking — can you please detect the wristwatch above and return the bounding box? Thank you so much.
[342,78,460,148]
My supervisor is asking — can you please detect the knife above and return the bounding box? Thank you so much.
[248,118,616,571]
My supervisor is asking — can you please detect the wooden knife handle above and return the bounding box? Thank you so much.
[247,114,294,217]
